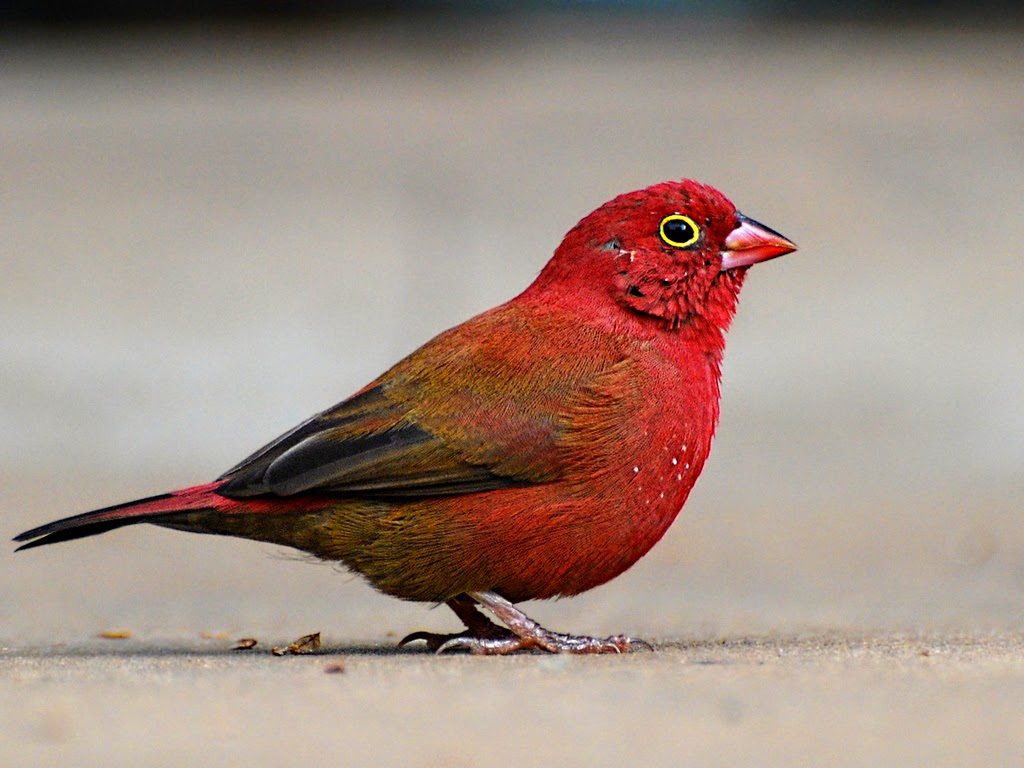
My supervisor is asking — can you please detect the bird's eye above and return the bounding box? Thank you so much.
[659,214,701,249]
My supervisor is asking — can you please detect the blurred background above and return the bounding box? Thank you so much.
[2,2,1022,645]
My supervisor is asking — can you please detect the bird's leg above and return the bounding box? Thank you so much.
[398,594,516,652]
[436,591,652,655]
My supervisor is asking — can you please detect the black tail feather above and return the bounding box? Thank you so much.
[14,519,150,551]
[13,491,176,550]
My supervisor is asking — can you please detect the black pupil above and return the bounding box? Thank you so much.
[665,218,695,245]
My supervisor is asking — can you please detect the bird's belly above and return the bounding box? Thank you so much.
[344,424,711,604]
[344,347,720,603]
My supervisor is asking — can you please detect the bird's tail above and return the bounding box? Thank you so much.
[13,481,245,551]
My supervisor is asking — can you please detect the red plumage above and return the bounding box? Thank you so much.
[15,179,795,654]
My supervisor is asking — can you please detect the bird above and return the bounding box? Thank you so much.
[14,179,796,654]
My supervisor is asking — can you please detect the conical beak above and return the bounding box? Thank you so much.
[720,213,797,271]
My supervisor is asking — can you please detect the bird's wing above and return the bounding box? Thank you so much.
[216,382,517,497]
[217,306,627,499]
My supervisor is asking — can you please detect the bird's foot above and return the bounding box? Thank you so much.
[398,595,516,652]
[398,628,517,653]
[399,591,652,655]
[434,627,647,655]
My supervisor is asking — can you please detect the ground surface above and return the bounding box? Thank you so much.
[3,17,1023,767]
[4,634,1024,766]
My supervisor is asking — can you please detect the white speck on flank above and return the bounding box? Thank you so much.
[633,466,639,473]
[684,463,690,470]
[676,474,682,481]
[671,458,678,466]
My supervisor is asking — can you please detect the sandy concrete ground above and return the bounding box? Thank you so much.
[2,17,1023,766]
[4,635,1024,766]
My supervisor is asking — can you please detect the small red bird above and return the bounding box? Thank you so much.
[15,180,795,654]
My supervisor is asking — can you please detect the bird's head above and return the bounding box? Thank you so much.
[531,179,796,335]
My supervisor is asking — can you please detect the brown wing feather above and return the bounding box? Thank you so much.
[217,304,629,500]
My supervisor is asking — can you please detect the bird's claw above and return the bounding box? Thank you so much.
[397,630,446,651]
[398,629,513,653]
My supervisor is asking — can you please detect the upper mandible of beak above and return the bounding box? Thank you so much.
[720,213,797,271]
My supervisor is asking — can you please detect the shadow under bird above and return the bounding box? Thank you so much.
[15,179,796,654]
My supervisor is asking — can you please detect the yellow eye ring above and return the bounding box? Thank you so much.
[659,214,701,249]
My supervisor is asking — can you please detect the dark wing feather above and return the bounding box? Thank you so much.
[217,384,525,499]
